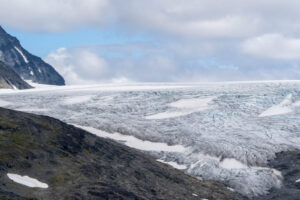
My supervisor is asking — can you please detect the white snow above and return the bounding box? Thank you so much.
[157,159,187,170]
[30,70,34,76]
[14,47,29,63]
[259,94,300,117]
[38,68,42,73]
[227,187,235,192]
[146,97,215,119]
[190,153,282,179]
[7,173,48,188]
[293,101,300,107]
[64,95,94,105]
[0,99,11,107]
[220,158,282,177]
[146,111,190,119]
[25,80,54,89]
[74,125,187,153]
[16,108,50,112]
[296,179,300,183]
[192,193,198,197]
[11,85,17,90]
[220,158,249,169]
[0,83,197,95]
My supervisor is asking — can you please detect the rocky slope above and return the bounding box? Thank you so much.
[256,150,300,200]
[0,26,65,85]
[0,61,32,89]
[0,107,243,200]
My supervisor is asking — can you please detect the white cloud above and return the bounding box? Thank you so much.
[2,0,300,40]
[45,44,181,84]
[242,34,300,60]
[0,0,110,32]
[2,0,300,39]
[3,0,300,81]
[0,0,272,38]
[45,48,109,84]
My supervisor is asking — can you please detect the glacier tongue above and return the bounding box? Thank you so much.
[0,81,300,197]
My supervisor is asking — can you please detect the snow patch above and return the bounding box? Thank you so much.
[0,99,11,107]
[7,173,48,188]
[25,80,54,89]
[293,101,300,107]
[295,179,300,183]
[146,97,215,119]
[190,153,282,180]
[64,95,94,105]
[220,158,249,169]
[227,187,235,192]
[157,159,187,170]
[192,193,198,197]
[14,47,29,63]
[259,94,300,117]
[74,125,187,153]
[12,85,17,90]
[30,70,34,76]
[17,108,50,113]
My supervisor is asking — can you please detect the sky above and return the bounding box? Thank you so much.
[1,0,300,84]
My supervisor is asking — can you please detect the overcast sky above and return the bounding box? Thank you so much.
[1,0,300,84]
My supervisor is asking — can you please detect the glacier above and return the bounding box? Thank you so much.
[0,81,300,198]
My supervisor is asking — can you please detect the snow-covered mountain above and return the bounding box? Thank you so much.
[0,26,65,85]
[0,61,32,89]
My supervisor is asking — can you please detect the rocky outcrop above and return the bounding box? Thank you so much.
[0,107,243,200]
[0,26,65,85]
[256,150,300,200]
[0,61,32,89]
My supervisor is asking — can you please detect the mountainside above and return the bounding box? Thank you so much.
[0,61,32,89]
[0,26,65,85]
[0,107,242,200]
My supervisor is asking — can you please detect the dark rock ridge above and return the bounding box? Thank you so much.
[0,61,32,89]
[0,107,243,200]
[255,150,300,200]
[0,26,65,85]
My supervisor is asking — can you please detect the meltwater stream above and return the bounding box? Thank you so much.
[1,81,300,198]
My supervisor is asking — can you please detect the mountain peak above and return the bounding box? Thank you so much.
[0,26,65,85]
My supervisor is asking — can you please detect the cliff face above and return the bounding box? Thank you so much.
[0,61,32,89]
[0,26,65,85]
[0,107,243,200]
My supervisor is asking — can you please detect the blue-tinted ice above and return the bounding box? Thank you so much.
[1,81,300,197]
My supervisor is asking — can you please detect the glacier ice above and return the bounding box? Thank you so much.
[0,81,300,197]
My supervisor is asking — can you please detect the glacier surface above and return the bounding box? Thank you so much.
[0,81,300,197]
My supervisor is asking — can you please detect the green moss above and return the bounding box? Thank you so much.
[50,172,71,186]
[0,130,34,163]
[0,118,19,129]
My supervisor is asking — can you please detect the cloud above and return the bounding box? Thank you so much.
[0,0,271,38]
[0,0,110,32]
[45,47,109,84]
[45,43,184,84]
[45,44,299,84]
[242,34,300,60]
[3,0,300,81]
[2,0,300,39]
